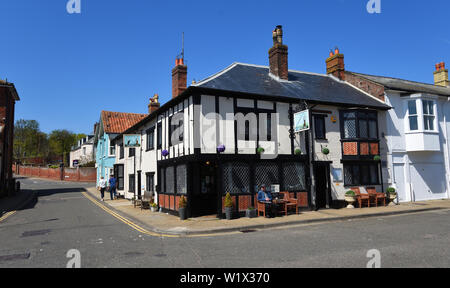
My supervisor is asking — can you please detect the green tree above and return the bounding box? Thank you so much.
[48,130,77,167]
[13,119,45,160]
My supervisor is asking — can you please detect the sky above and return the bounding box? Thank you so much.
[1,0,449,134]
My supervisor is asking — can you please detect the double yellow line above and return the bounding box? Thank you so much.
[82,192,178,238]
[82,191,238,238]
[0,211,17,223]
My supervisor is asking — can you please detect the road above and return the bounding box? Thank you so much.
[0,177,449,268]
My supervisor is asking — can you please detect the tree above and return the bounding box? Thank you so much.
[48,130,77,167]
[13,119,44,161]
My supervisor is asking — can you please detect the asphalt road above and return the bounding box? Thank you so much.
[0,177,449,268]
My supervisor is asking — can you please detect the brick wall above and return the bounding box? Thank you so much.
[345,72,385,102]
[13,165,96,182]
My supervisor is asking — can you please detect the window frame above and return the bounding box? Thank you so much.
[146,127,155,151]
[129,174,135,193]
[313,114,327,140]
[340,110,379,141]
[343,162,380,186]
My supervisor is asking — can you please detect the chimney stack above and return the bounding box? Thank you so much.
[172,58,187,98]
[326,47,345,80]
[148,94,160,114]
[434,62,449,87]
[268,25,289,80]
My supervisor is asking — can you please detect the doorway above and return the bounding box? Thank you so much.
[137,171,142,199]
[191,162,218,217]
[313,162,331,210]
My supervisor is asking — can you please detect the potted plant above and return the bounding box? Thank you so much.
[245,206,257,218]
[257,147,265,154]
[373,155,381,161]
[224,192,233,220]
[294,148,302,156]
[322,147,330,155]
[150,202,158,212]
[387,187,397,205]
[345,190,356,209]
[179,196,187,220]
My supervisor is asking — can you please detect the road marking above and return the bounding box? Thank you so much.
[81,192,240,238]
[0,211,17,223]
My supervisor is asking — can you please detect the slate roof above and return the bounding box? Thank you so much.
[349,72,450,97]
[101,111,147,134]
[193,63,390,109]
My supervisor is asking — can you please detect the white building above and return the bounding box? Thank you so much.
[342,61,450,202]
[112,26,390,218]
[70,135,94,168]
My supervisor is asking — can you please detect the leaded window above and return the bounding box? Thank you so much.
[255,162,279,193]
[176,165,187,194]
[282,162,306,192]
[223,162,250,194]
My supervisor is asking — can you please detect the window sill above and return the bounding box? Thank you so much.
[404,130,439,135]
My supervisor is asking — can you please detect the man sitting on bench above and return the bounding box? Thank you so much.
[257,185,277,218]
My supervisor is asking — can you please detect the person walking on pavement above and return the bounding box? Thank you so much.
[109,175,117,200]
[98,177,107,201]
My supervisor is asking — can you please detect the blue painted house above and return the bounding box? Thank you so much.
[94,111,147,185]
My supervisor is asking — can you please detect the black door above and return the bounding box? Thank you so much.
[191,162,218,217]
[314,163,331,210]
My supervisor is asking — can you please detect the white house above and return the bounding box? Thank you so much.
[70,135,94,168]
[339,58,450,202]
[112,26,390,218]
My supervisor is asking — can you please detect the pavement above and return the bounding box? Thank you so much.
[85,186,450,236]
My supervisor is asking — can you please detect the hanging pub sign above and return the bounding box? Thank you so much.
[294,109,310,133]
[124,134,141,148]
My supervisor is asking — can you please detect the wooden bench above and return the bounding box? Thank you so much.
[281,192,299,215]
[366,187,386,207]
[351,187,371,208]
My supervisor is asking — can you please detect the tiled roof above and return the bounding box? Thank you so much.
[101,111,147,134]
[349,72,450,96]
[193,63,390,109]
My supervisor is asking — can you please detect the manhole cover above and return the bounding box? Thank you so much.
[0,253,30,262]
[21,229,51,237]
[240,229,257,233]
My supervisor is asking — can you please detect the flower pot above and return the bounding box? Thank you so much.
[179,207,187,220]
[389,194,397,206]
[225,207,233,220]
[246,209,257,218]
[151,206,157,212]
[345,196,356,209]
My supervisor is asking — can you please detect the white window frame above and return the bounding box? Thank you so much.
[404,95,438,134]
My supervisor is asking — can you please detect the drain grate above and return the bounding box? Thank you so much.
[0,253,30,262]
[21,229,51,237]
[240,229,257,233]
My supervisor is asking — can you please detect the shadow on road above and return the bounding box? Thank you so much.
[19,187,89,212]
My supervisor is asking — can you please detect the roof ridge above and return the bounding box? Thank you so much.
[349,71,450,90]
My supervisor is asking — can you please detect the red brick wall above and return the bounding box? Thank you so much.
[297,192,308,207]
[13,165,96,182]
[345,72,385,102]
[343,142,358,155]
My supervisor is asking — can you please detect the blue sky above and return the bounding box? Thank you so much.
[1,0,449,134]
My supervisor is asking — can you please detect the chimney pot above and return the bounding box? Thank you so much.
[326,47,345,80]
[269,25,288,80]
[434,61,449,87]
[172,58,187,98]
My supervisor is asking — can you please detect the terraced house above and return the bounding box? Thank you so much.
[113,26,391,218]
[94,111,146,185]
[334,56,450,202]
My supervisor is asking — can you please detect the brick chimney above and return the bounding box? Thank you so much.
[148,94,160,114]
[172,58,187,98]
[268,25,288,80]
[326,47,345,80]
[434,62,449,87]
